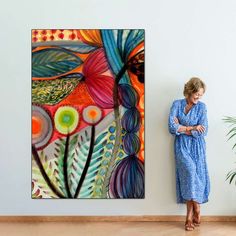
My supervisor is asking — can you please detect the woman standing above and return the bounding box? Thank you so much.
[168,77,210,231]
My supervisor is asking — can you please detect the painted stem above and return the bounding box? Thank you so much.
[74,125,96,198]
[101,49,145,197]
[63,133,72,198]
[101,64,127,197]
[32,145,65,198]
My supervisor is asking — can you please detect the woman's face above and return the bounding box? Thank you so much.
[189,88,204,104]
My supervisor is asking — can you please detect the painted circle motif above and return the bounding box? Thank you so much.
[82,105,102,125]
[32,105,53,148]
[54,106,79,135]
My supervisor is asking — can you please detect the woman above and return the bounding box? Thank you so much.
[168,77,210,231]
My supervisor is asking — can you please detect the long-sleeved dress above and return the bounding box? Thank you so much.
[168,98,210,204]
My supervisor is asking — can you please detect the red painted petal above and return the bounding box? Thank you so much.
[86,75,115,109]
[83,49,109,77]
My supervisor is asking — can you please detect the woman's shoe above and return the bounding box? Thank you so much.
[193,211,201,226]
[185,220,195,231]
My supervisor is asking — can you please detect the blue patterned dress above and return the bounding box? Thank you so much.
[168,98,210,204]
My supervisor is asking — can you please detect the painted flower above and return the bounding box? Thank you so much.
[54,106,79,135]
[32,105,53,149]
[82,105,102,125]
[82,48,115,109]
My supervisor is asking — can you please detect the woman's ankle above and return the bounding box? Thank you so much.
[192,201,200,211]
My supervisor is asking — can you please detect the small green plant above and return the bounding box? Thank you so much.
[223,116,236,185]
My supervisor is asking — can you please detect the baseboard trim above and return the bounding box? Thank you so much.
[0,216,235,222]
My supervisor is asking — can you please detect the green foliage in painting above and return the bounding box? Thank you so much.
[32,75,83,105]
[32,48,83,77]
[32,151,58,198]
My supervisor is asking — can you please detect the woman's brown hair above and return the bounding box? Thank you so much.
[183,77,206,97]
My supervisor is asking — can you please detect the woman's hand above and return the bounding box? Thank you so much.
[194,125,205,133]
[185,130,192,135]
[174,117,194,135]
[174,117,179,124]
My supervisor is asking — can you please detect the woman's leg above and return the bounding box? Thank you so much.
[192,200,201,226]
[185,200,195,231]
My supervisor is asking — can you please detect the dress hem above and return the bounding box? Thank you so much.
[177,198,209,204]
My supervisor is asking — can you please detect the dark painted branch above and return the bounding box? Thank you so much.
[74,125,96,198]
[32,145,65,198]
[63,133,72,198]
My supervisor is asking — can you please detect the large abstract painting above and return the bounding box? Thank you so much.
[31,29,144,198]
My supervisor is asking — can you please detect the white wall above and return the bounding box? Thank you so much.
[0,0,235,215]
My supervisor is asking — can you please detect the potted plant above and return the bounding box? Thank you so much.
[223,116,236,185]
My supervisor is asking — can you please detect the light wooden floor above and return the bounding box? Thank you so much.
[0,221,235,236]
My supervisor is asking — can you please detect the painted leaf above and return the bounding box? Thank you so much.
[77,130,106,198]
[32,153,59,199]
[109,155,144,198]
[68,132,89,197]
[123,30,144,61]
[54,140,68,197]
[32,41,99,54]
[66,128,107,198]
[32,74,83,105]
[77,30,103,47]
[59,43,98,54]
[101,29,144,83]
[32,48,83,77]
[91,127,115,198]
